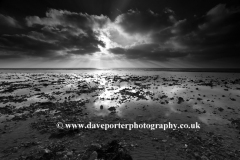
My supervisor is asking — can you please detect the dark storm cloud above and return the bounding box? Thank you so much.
[0,34,63,59]
[109,9,191,61]
[0,9,108,59]
[109,44,189,61]
[0,14,21,28]
[179,4,240,60]
[196,4,240,46]
[26,9,109,56]
[0,2,240,65]
[115,9,174,35]
[109,4,240,62]
[25,9,110,29]
[198,4,239,32]
[0,14,23,35]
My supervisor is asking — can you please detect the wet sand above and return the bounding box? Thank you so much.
[0,69,240,160]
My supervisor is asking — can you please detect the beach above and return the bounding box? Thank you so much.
[0,69,240,160]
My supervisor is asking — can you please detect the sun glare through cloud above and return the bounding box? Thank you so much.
[0,1,239,68]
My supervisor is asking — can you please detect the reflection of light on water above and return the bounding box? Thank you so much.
[0,95,49,108]
[192,104,203,110]
[170,86,180,94]
[91,99,125,117]
[14,88,32,96]
[98,90,113,99]
[2,71,239,123]
[160,86,186,98]
[166,101,179,113]
[27,95,48,102]
[99,79,107,85]
[165,112,171,117]
[73,94,89,101]
[119,82,128,88]
[198,114,210,125]
[91,79,186,118]
[94,111,109,117]
[198,112,228,125]
[35,108,49,113]
[94,100,117,109]
[0,115,15,123]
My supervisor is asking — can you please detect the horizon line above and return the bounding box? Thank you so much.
[0,67,240,69]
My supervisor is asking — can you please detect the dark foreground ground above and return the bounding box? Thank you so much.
[0,70,240,160]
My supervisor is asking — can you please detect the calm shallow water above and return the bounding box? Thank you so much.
[0,69,240,125]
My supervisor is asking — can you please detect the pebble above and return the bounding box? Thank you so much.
[67,151,73,156]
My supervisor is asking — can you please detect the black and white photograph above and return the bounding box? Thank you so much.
[0,0,240,159]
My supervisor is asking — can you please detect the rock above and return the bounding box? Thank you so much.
[184,144,188,148]
[12,147,18,153]
[108,107,116,112]
[83,140,133,160]
[201,155,209,160]
[194,152,200,158]
[218,107,224,112]
[56,151,64,155]
[177,97,184,104]
[88,151,98,160]
[90,143,101,150]
[66,151,73,156]
[44,148,51,154]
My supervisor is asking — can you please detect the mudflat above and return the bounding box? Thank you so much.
[0,69,240,160]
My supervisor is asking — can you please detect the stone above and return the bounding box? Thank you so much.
[67,151,73,156]
[88,151,98,160]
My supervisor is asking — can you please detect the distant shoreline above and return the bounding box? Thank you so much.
[0,68,240,73]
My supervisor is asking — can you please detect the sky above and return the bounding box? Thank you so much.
[0,0,240,68]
